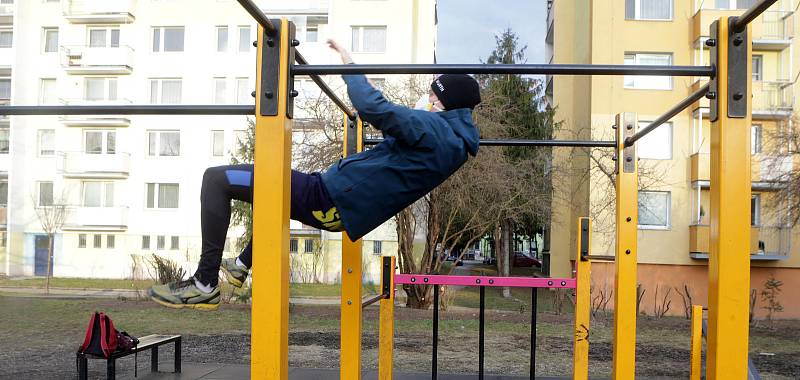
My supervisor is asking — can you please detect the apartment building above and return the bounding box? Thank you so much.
[546,0,800,317]
[1,0,437,284]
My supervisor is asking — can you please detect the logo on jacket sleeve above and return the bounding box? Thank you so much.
[312,207,344,231]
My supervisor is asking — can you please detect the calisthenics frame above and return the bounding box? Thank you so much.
[0,0,773,377]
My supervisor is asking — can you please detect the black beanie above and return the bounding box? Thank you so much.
[430,74,481,110]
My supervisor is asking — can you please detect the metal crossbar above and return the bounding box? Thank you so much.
[0,105,254,116]
[364,138,615,148]
[624,83,710,147]
[734,0,780,32]
[295,51,356,119]
[394,274,576,288]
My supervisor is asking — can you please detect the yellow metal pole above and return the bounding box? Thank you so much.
[251,19,293,380]
[707,17,752,379]
[690,305,703,380]
[612,112,638,379]
[341,115,364,379]
[572,217,591,380]
[378,255,396,380]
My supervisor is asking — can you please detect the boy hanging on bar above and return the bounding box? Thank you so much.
[149,40,482,310]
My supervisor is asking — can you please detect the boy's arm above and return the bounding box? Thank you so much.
[342,74,427,146]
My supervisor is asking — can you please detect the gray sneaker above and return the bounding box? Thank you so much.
[148,278,220,311]
[220,258,249,288]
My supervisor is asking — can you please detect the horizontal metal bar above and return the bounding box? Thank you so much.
[292,64,715,77]
[586,255,616,262]
[0,105,255,116]
[236,0,276,35]
[624,83,710,147]
[734,0,779,32]
[395,274,576,289]
[295,51,356,120]
[361,294,386,309]
[364,138,616,148]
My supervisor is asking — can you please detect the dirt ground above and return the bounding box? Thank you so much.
[0,297,798,379]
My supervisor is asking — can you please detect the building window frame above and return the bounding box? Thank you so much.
[751,194,761,226]
[350,25,387,53]
[752,54,763,81]
[147,130,180,157]
[289,238,298,253]
[638,190,671,230]
[373,240,382,255]
[78,234,87,248]
[623,52,673,90]
[151,26,185,52]
[637,121,673,160]
[751,124,762,154]
[0,27,12,49]
[625,0,673,21]
[42,27,59,53]
[216,25,228,52]
[145,183,179,209]
[38,129,55,157]
[148,78,182,104]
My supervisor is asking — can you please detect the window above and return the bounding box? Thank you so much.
[373,240,382,255]
[306,26,318,42]
[751,124,762,154]
[289,238,298,253]
[637,121,672,159]
[638,191,670,228]
[142,235,150,249]
[305,16,326,43]
[0,126,9,154]
[38,129,55,156]
[146,183,179,209]
[624,53,672,90]
[216,26,228,52]
[147,130,180,156]
[85,77,117,101]
[171,236,179,250]
[85,130,116,154]
[89,27,120,48]
[0,28,11,48]
[351,26,386,53]
[152,27,184,52]
[40,78,57,105]
[0,180,6,205]
[235,78,250,104]
[752,55,763,81]
[38,182,53,206]
[43,28,58,53]
[0,78,9,100]
[93,234,102,248]
[149,78,182,104]
[157,235,165,250]
[212,130,224,156]
[78,234,86,248]
[107,235,115,249]
[625,0,672,20]
[238,26,251,52]
[751,194,761,226]
[304,239,314,253]
[213,78,227,104]
[715,0,758,9]
[82,181,114,207]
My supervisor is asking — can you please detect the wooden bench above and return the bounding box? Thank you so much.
[77,334,181,380]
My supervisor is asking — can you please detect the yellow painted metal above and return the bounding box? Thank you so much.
[572,218,591,380]
[251,20,292,380]
[341,115,364,380]
[690,305,703,380]
[612,112,638,380]
[707,17,752,380]
[378,256,396,380]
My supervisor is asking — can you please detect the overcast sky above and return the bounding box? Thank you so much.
[436,0,546,64]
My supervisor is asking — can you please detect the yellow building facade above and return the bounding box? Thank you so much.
[546,0,800,317]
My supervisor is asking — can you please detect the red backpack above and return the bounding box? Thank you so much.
[78,312,118,358]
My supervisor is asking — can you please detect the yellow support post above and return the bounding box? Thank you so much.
[341,115,364,379]
[690,305,703,380]
[573,217,591,380]
[378,255,396,380]
[251,19,293,380]
[612,112,638,379]
[707,16,752,379]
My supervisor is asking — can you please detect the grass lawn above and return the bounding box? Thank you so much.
[0,277,157,290]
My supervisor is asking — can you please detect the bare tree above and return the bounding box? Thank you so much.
[31,189,68,295]
[761,116,799,227]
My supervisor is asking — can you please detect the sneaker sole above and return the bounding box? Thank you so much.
[150,295,220,311]
[220,265,245,288]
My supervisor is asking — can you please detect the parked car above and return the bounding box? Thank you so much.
[513,251,541,268]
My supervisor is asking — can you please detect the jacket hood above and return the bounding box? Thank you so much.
[436,108,479,156]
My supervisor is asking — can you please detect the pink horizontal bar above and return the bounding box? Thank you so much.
[394,274,576,289]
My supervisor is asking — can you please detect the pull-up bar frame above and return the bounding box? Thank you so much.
[293,63,715,76]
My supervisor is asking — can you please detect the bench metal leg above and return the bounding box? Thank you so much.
[107,359,116,380]
[175,338,182,373]
[151,346,159,372]
[78,354,88,380]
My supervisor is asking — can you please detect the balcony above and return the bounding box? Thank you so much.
[690,224,790,260]
[0,3,12,25]
[693,8,793,50]
[691,152,792,186]
[63,0,136,24]
[63,206,129,231]
[57,152,131,179]
[691,79,793,120]
[61,45,134,75]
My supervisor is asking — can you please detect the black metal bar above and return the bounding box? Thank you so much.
[293,64,715,77]
[364,138,616,148]
[107,358,116,380]
[0,105,255,116]
[734,0,779,32]
[235,0,277,35]
[432,284,439,380]
[624,83,710,147]
[585,255,616,262]
[361,294,385,309]
[295,51,356,120]
[78,355,88,380]
[175,338,181,373]
[531,288,537,380]
[151,346,159,372]
[479,286,485,380]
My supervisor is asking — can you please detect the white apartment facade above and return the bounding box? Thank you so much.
[1,0,437,282]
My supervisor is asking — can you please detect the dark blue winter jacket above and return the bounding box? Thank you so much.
[321,74,479,241]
